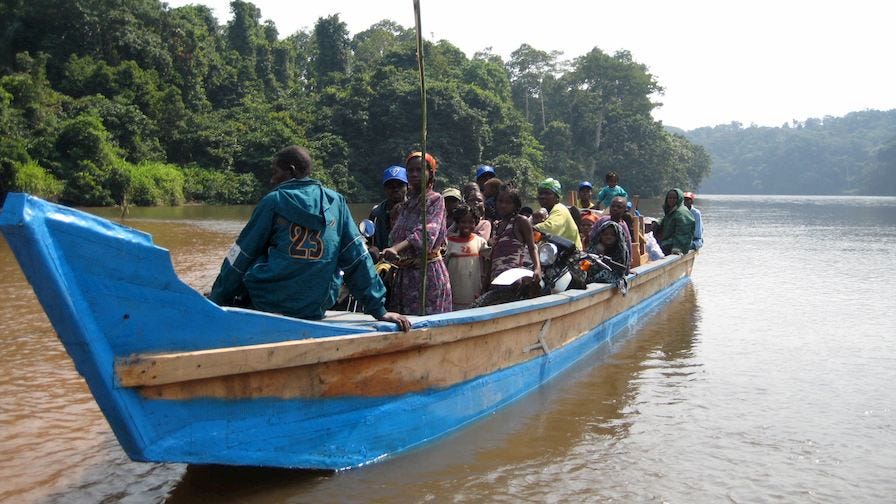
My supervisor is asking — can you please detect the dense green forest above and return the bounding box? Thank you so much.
[681,110,896,195]
[0,0,710,206]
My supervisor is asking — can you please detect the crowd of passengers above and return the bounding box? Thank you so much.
[209,145,704,332]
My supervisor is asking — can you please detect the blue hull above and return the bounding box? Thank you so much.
[0,193,694,469]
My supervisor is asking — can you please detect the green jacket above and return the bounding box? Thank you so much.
[655,188,695,255]
[210,178,387,320]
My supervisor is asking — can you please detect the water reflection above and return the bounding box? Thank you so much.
[4,195,893,502]
[162,286,699,502]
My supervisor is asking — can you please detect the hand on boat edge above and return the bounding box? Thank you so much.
[378,311,412,332]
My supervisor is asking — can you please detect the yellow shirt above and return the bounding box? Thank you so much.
[535,204,583,250]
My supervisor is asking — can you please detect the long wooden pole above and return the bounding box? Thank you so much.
[413,0,428,316]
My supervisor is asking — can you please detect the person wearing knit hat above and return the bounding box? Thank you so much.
[538,177,562,197]
[533,178,582,250]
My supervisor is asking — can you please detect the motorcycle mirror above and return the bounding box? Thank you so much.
[359,219,375,238]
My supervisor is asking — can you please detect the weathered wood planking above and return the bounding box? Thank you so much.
[124,255,693,400]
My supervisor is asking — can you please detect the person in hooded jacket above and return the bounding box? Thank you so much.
[209,145,410,331]
[653,188,696,256]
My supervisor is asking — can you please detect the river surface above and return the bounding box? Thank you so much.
[1,195,894,503]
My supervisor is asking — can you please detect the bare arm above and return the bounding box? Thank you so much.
[516,215,542,282]
[382,239,410,261]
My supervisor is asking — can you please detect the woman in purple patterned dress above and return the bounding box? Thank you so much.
[382,152,452,315]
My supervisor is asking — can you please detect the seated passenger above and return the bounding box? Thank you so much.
[683,191,703,250]
[596,171,628,209]
[209,145,409,330]
[589,196,633,261]
[579,211,599,248]
[586,220,631,284]
[653,188,696,255]
[382,151,452,315]
[488,184,542,285]
[578,181,596,209]
[533,178,583,250]
[445,204,490,310]
[482,177,503,222]
[475,164,496,191]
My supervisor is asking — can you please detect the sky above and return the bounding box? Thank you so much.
[167,0,896,130]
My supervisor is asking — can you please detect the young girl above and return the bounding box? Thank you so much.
[488,184,542,286]
[450,188,492,240]
[445,204,490,310]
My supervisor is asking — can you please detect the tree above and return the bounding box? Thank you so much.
[312,14,350,88]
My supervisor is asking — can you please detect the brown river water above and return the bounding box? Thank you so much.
[1,195,894,503]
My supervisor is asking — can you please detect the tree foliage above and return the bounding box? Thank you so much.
[685,111,896,195]
[1,0,715,206]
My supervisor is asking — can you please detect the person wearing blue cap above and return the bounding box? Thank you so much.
[577,181,596,209]
[475,165,496,191]
[368,166,408,258]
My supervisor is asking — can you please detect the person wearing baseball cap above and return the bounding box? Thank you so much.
[441,187,462,229]
[578,181,596,209]
[475,165,496,190]
[368,166,408,254]
[682,191,703,250]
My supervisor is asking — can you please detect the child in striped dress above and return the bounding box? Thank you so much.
[445,204,490,310]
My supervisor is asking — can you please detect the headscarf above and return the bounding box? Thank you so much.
[538,178,562,197]
[406,151,438,172]
[588,220,630,274]
[663,188,685,216]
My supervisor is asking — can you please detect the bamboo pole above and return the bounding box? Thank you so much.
[413,0,428,316]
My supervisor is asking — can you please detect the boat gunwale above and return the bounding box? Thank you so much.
[114,254,692,388]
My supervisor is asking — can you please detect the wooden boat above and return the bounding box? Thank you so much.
[0,193,696,469]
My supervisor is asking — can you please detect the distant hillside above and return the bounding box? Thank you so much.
[678,110,896,195]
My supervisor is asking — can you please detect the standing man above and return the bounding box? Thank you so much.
[578,181,596,210]
[209,145,410,331]
[368,166,408,260]
[683,191,703,250]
